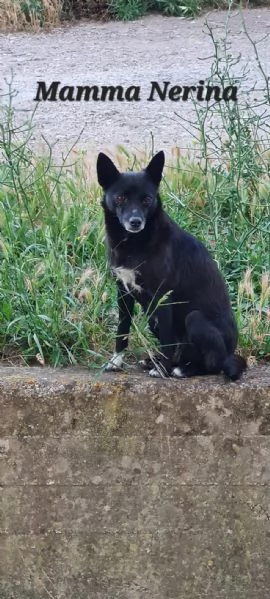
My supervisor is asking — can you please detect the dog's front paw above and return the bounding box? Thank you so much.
[105,352,124,372]
[172,367,185,378]
[149,365,169,379]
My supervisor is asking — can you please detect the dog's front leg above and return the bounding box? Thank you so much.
[149,302,174,378]
[105,282,135,371]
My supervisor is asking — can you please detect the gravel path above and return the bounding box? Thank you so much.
[1,8,270,162]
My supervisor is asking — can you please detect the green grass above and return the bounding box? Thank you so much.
[0,103,269,368]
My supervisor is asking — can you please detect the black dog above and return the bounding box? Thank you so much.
[97,150,246,380]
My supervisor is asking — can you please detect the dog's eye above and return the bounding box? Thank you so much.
[115,195,126,206]
[142,195,152,206]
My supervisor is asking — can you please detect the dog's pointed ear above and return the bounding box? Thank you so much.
[97,153,120,190]
[145,151,165,186]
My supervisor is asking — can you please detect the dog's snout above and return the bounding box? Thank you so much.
[124,214,145,233]
[129,216,143,230]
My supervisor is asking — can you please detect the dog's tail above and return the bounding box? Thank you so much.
[222,354,247,381]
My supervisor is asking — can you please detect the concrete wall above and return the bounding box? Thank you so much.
[1,364,270,599]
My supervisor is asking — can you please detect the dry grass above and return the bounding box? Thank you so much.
[0,0,110,31]
[0,0,62,31]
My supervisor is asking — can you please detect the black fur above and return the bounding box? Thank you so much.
[97,151,246,380]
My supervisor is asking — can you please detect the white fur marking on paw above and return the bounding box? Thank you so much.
[149,366,167,379]
[149,368,161,378]
[172,367,185,378]
[105,352,124,371]
[113,267,142,293]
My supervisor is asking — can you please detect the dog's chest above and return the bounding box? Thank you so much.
[109,245,165,297]
[109,247,145,294]
[113,266,143,293]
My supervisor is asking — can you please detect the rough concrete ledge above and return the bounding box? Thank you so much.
[1,364,270,599]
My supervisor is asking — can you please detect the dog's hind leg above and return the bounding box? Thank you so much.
[173,310,227,378]
[172,342,204,378]
[105,282,135,372]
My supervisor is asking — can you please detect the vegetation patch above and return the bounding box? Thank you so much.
[0,0,269,30]
[0,23,269,369]
[0,112,269,367]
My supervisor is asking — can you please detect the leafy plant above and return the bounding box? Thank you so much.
[20,0,44,22]
[109,0,148,20]
[152,0,200,17]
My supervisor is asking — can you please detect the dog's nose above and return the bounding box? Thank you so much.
[129,216,142,230]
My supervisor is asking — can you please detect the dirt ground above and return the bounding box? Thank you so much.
[0,8,270,163]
